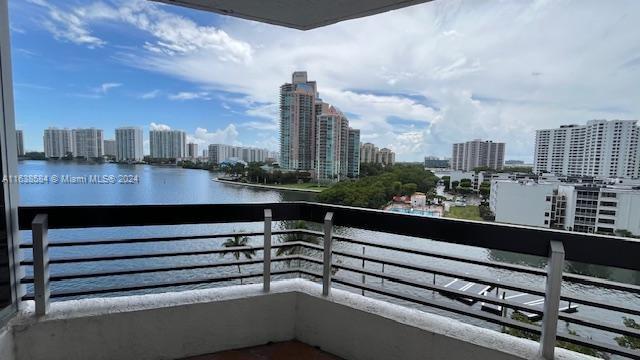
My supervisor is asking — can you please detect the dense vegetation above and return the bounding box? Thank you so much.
[317,164,439,209]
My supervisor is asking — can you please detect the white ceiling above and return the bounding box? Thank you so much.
[152,0,432,30]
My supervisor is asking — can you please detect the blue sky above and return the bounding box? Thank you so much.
[9,0,640,161]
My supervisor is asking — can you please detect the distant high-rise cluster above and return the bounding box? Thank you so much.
[43,128,74,158]
[187,143,199,159]
[279,71,360,181]
[208,144,274,164]
[103,139,116,157]
[534,120,640,178]
[149,129,186,159]
[72,128,104,158]
[360,142,395,167]
[451,139,505,171]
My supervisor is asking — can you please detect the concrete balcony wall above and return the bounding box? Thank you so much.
[3,279,592,360]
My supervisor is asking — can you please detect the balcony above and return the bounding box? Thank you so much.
[0,202,638,360]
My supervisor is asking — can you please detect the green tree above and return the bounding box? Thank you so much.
[391,181,403,195]
[401,183,418,196]
[451,180,460,190]
[479,181,491,198]
[459,178,472,188]
[221,234,256,284]
[441,176,451,190]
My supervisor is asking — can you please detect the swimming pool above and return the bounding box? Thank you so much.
[387,207,441,217]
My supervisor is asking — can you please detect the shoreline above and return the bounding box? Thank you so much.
[212,178,325,193]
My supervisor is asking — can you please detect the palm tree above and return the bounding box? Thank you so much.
[221,234,256,284]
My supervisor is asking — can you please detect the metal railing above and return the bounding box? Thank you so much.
[17,202,640,359]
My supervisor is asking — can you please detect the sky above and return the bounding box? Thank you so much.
[8,0,640,161]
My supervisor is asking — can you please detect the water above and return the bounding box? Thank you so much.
[17,160,640,356]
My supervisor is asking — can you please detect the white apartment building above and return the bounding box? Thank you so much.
[187,143,198,159]
[490,179,640,236]
[490,180,557,228]
[103,139,116,157]
[43,128,74,158]
[72,128,104,159]
[451,139,505,171]
[115,127,144,162]
[149,129,186,159]
[208,144,270,164]
[359,142,395,166]
[534,120,640,178]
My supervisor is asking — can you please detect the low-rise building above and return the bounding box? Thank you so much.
[411,192,427,208]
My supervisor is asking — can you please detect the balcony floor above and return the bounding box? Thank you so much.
[182,340,343,360]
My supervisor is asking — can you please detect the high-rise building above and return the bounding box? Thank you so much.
[347,129,360,178]
[16,130,24,156]
[208,144,270,164]
[316,103,349,181]
[451,139,505,171]
[72,128,104,159]
[103,140,116,157]
[534,120,640,178]
[424,156,450,168]
[187,143,198,159]
[279,71,318,171]
[149,129,186,159]
[115,127,144,162]
[359,142,395,166]
[43,128,74,158]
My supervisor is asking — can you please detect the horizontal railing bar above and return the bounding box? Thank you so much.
[20,241,308,265]
[21,256,299,283]
[319,258,640,339]
[22,268,298,300]
[312,245,640,317]
[308,230,640,295]
[19,230,295,248]
[18,202,640,271]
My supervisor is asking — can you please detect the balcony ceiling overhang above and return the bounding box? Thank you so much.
[152,0,433,30]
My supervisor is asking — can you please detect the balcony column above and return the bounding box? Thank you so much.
[32,214,50,316]
[539,240,565,359]
[263,209,272,292]
[322,212,334,296]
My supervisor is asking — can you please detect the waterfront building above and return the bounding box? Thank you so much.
[316,103,349,181]
[115,127,144,162]
[534,120,640,178]
[490,179,640,236]
[202,149,208,159]
[103,139,116,157]
[208,144,270,164]
[279,71,318,171]
[149,129,186,159]
[347,128,360,178]
[43,127,74,158]
[451,139,505,171]
[187,143,198,159]
[72,128,104,159]
[16,130,23,156]
[360,142,395,166]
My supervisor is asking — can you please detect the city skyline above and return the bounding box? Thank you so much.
[9,0,640,161]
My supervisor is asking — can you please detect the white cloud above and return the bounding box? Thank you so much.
[168,91,211,101]
[140,89,160,99]
[31,0,640,160]
[149,122,171,131]
[27,0,105,48]
[95,82,122,94]
[187,124,240,147]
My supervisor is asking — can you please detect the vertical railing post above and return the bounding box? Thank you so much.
[539,240,565,359]
[32,214,50,316]
[263,209,272,292]
[322,212,334,296]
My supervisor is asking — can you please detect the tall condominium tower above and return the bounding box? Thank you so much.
[103,139,116,157]
[534,120,640,178]
[316,103,349,181]
[72,128,104,159]
[116,127,144,162]
[43,128,74,158]
[149,129,186,159]
[378,148,396,167]
[279,71,318,171]
[347,128,360,178]
[187,143,199,159]
[451,139,505,171]
[16,130,24,156]
[360,142,378,164]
